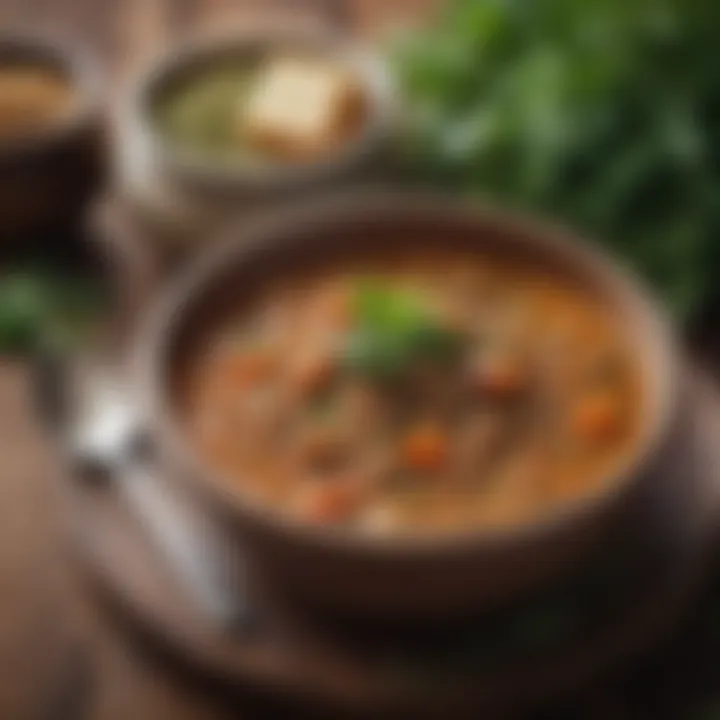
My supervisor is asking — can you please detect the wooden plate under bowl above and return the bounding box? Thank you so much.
[62,367,720,719]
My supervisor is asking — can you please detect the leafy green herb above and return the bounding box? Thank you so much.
[394,0,720,317]
[342,282,466,381]
[0,275,53,353]
[0,271,106,355]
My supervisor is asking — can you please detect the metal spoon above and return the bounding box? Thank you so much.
[69,372,250,631]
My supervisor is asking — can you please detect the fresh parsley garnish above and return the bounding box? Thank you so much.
[342,281,466,381]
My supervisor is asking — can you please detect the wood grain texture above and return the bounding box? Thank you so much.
[0,364,79,720]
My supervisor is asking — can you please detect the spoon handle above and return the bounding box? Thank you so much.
[34,353,251,631]
[114,458,245,629]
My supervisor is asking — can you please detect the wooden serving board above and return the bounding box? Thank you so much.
[63,368,720,719]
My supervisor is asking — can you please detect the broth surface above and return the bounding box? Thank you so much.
[183,254,642,536]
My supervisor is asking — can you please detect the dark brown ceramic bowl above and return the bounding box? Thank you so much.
[0,34,104,243]
[139,191,681,621]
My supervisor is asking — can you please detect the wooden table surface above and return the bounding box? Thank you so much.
[2,1,720,719]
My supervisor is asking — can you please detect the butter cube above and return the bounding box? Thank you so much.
[241,56,364,161]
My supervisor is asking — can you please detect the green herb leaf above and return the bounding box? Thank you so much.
[343,283,466,381]
[394,0,720,318]
[0,271,106,356]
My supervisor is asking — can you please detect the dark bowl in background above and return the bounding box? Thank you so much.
[0,34,104,247]
[138,191,682,623]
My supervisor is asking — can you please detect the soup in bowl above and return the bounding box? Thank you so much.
[185,254,643,536]
[140,193,679,618]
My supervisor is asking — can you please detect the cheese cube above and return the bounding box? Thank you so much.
[240,55,364,161]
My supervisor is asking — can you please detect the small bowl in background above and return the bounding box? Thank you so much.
[115,26,395,254]
[0,34,104,247]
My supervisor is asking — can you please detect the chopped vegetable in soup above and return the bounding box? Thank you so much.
[184,255,642,536]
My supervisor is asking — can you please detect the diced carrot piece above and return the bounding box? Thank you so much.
[401,424,448,471]
[296,482,361,524]
[573,392,623,442]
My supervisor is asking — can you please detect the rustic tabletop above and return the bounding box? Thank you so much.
[1,1,720,719]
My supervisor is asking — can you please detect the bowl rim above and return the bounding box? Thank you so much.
[128,26,396,195]
[0,32,101,161]
[136,189,681,557]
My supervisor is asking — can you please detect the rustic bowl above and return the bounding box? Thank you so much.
[0,34,103,244]
[138,191,682,622]
[118,27,395,249]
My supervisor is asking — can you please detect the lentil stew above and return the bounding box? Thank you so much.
[182,251,643,537]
